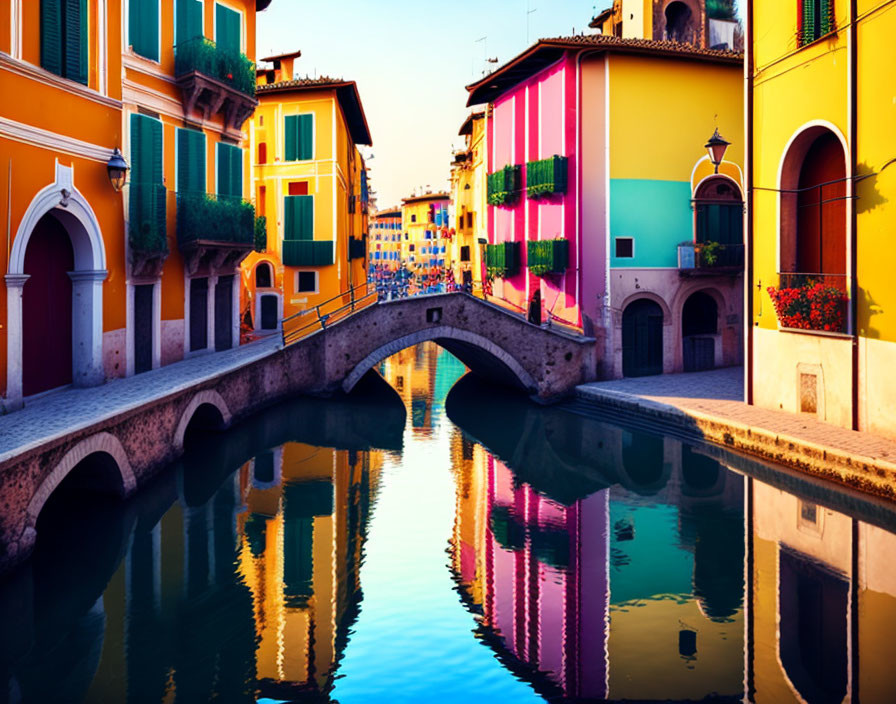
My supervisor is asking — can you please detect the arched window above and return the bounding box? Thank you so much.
[665,1,694,42]
[255,262,273,288]
[694,176,743,268]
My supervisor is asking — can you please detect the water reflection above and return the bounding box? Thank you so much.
[1,343,896,702]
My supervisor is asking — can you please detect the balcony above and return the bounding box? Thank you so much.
[485,241,521,279]
[487,165,521,207]
[678,242,744,276]
[527,238,569,276]
[175,38,257,135]
[283,240,335,267]
[768,273,849,334]
[526,155,568,199]
[176,192,256,274]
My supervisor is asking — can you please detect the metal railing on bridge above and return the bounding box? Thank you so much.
[281,281,379,346]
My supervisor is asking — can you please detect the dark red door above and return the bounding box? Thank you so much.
[23,214,74,396]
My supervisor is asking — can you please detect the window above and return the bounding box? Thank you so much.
[296,271,317,293]
[258,142,267,164]
[694,177,743,247]
[615,237,634,258]
[129,114,166,252]
[409,244,415,252]
[466,212,473,229]
[129,0,159,61]
[177,128,206,194]
[255,262,273,288]
[799,0,834,46]
[215,3,241,53]
[175,0,203,46]
[411,214,417,223]
[284,195,313,240]
[288,181,309,196]
[216,143,243,200]
[41,0,87,84]
[460,246,471,262]
[284,114,313,161]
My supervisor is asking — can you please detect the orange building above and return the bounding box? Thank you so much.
[0,0,271,411]
[243,53,371,339]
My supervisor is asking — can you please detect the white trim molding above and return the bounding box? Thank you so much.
[0,53,122,109]
[0,116,116,163]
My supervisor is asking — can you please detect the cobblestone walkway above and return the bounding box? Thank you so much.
[0,336,281,464]
[577,366,896,465]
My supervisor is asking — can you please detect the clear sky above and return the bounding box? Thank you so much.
[257,1,600,209]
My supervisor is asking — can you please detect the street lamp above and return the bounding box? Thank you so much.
[704,129,730,174]
[107,148,129,192]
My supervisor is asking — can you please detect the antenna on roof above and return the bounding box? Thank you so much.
[527,1,537,43]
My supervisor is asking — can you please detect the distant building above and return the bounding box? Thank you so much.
[401,193,450,295]
[449,112,487,291]
[745,0,896,436]
[466,2,744,378]
[243,52,371,337]
[369,207,402,295]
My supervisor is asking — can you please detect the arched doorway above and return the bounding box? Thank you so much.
[23,213,74,396]
[255,261,273,288]
[665,1,694,42]
[682,291,718,372]
[622,299,664,377]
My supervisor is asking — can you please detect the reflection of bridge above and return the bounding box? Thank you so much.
[0,291,595,576]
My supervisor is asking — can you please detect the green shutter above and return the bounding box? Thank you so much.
[40,0,63,76]
[285,115,298,161]
[801,0,816,44]
[284,195,313,240]
[64,0,87,84]
[130,114,166,253]
[178,128,206,194]
[176,0,203,45]
[217,143,242,199]
[215,3,240,53]
[820,0,833,36]
[298,114,314,160]
[130,0,159,61]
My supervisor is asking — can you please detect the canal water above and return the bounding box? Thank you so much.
[2,342,896,703]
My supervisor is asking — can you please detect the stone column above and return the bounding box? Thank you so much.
[4,274,29,412]
[69,269,108,388]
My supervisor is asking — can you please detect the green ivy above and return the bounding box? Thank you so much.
[175,37,256,97]
[527,238,569,276]
[487,165,521,206]
[485,241,521,279]
[254,216,267,252]
[526,156,568,199]
[177,193,255,248]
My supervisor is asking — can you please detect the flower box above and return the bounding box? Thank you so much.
[485,241,521,279]
[526,155,568,199]
[487,165,521,206]
[767,275,848,333]
[527,238,569,276]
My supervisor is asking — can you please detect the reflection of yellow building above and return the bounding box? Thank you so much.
[748,477,896,704]
[449,428,490,608]
[379,343,438,434]
[236,443,382,696]
[242,52,371,337]
[449,112,487,290]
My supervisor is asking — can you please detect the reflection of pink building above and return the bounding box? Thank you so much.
[485,57,579,327]
[481,457,610,699]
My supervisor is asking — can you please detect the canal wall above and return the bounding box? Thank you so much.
[0,292,598,576]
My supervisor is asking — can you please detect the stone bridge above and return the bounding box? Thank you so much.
[0,292,597,575]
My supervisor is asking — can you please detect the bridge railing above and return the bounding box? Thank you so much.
[282,281,379,346]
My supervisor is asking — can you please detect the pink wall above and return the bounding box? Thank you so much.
[487,54,581,327]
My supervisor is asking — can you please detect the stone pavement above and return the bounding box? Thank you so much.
[576,366,896,501]
[0,336,281,465]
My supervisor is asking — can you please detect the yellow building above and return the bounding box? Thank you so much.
[368,207,402,295]
[401,192,450,295]
[0,0,268,411]
[449,111,487,291]
[243,53,371,338]
[747,0,896,436]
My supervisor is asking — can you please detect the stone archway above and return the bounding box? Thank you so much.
[173,389,234,451]
[5,163,107,410]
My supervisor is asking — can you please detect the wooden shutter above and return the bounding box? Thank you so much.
[285,115,299,161]
[215,3,241,53]
[176,0,203,45]
[298,114,314,160]
[217,143,242,199]
[801,0,816,44]
[130,0,159,61]
[63,0,87,84]
[178,129,206,194]
[284,195,313,240]
[130,114,165,240]
[40,0,64,76]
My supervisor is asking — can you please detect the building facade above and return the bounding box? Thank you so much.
[467,6,744,378]
[449,112,487,292]
[0,0,269,412]
[368,207,403,297]
[243,53,371,338]
[401,193,450,296]
[746,0,896,437]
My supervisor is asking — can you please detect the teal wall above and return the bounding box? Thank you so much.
[610,179,692,268]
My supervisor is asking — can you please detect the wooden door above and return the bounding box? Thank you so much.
[214,275,234,351]
[622,299,663,377]
[260,294,278,330]
[134,284,153,374]
[23,214,73,396]
[189,277,208,352]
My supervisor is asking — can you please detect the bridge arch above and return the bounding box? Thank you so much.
[173,390,233,451]
[342,325,538,396]
[24,432,136,544]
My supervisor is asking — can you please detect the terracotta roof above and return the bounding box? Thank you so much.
[466,34,743,106]
[261,50,302,62]
[589,7,613,28]
[373,208,401,218]
[402,192,450,205]
[257,78,372,145]
[458,111,485,136]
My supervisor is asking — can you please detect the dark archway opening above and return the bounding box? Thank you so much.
[182,403,227,449]
[23,212,74,396]
[682,291,718,372]
[622,299,664,377]
[665,1,694,42]
[255,261,273,288]
[796,132,847,277]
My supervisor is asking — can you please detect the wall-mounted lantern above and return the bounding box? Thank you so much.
[107,148,129,192]
[705,129,731,174]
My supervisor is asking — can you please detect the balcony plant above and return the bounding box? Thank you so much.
[174,37,256,97]
[177,192,255,248]
[767,278,848,333]
[527,238,569,276]
[487,165,521,206]
[526,155,568,199]
[485,241,521,279]
[254,216,267,252]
